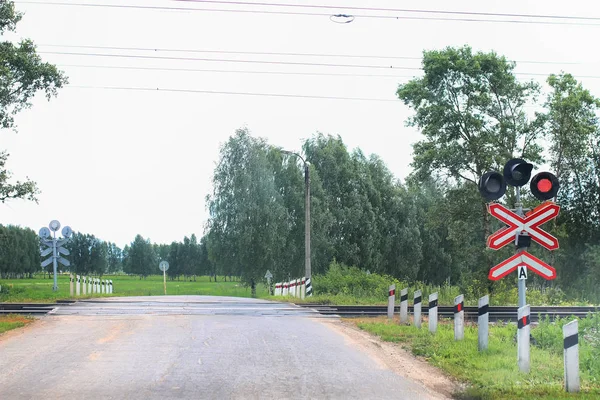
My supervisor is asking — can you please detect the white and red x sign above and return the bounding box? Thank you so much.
[487,202,560,251]
[488,251,557,280]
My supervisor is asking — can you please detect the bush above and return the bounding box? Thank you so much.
[313,260,404,300]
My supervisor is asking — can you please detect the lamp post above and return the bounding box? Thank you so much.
[281,150,311,283]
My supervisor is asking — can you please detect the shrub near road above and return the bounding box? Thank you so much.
[355,314,600,399]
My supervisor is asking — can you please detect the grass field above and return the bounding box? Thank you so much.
[354,315,600,399]
[0,274,269,302]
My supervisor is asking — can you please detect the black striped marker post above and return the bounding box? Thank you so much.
[563,320,579,392]
[518,305,530,373]
[478,295,489,351]
[88,277,92,294]
[428,292,438,334]
[414,290,422,328]
[387,284,396,320]
[305,277,313,297]
[399,288,408,324]
[83,276,87,295]
[301,278,306,299]
[454,294,464,340]
[69,274,74,297]
[76,275,81,296]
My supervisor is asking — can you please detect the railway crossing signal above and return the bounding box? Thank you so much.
[487,203,560,251]
[531,172,560,201]
[39,221,73,292]
[488,251,557,281]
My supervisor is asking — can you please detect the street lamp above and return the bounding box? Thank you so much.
[281,150,312,293]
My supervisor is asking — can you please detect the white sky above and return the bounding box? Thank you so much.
[1,0,600,248]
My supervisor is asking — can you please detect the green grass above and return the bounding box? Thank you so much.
[354,316,600,399]
[0,315,34,334]
[0,274,269,303]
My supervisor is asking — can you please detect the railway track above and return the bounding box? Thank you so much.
[0,301,74,315]
[297,304,598,322]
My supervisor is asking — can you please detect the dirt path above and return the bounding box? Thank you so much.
[320,318,461,399]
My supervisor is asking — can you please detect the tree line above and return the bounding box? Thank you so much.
[205,46,600,302]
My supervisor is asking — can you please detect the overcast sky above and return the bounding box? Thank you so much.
[1,0,600,248]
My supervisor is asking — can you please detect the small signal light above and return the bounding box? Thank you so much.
[530,172,559,201]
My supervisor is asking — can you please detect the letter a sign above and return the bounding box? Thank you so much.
[518,266,527,280]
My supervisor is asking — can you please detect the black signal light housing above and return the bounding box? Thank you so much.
[479,171,507,201]
[530,172,560,201]
[504,158,534,187]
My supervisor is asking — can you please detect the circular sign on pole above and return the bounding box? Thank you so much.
[39,227,51,239]
[62,226,73,238]
[159,261,169,272]
[49,220,61,232]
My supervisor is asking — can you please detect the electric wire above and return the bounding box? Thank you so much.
[15,1,600,26]
[39,51,424,70]
[37,44,583,66]
[59,64,416,78]
[68,85,399,101]
[174,0,600,22]
[43,51,600,79]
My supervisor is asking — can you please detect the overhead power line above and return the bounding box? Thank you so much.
[43,51,600,79]
[16,1,600,26]
[39,51,423,70]
[69,85,399,102]
[38,44,583,66]
[174,0,600,22]
[59,64,415,79]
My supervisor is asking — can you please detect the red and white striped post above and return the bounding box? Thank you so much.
[518,305,531,373]
[454,294,464,340]
[387,284,396,320]
[283,282,288,296]
[274,282,281,296]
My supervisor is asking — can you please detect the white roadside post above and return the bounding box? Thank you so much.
[563,320,580,392]
[82,276,87,295]
[76,275,80,296]
[517,305,531,373]
[301,278,306,299]
[454,294,464,340]
[478,295,489,351]
[69,274,74,297]
[95,278,99,294]
[295,279,300,298]
[387,284,396,320]
[428,292,438,334]
[88,277,92,294]
[399,288,408,324]
[110,280,113,294]
[413,290,422,328]
[283,282,288,296]
[274,283,281,296]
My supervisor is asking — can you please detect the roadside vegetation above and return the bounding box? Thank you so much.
[0,274,268,303]
[0,315,34,334]
[354,314,600,399]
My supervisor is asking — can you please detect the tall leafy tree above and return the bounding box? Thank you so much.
[0,1,67,202]
[396,46,545,286]
[207,128,287,295]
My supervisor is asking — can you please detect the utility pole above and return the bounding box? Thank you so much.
[281,150,311,281]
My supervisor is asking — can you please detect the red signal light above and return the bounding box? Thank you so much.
[537,178,552,193]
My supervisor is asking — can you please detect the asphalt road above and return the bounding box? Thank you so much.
[0,296,447,399]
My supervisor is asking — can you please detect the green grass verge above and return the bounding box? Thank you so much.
[0,315,34,334]
[0,274,269,302]
[353,317,600,399]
